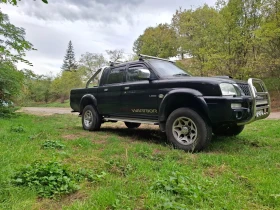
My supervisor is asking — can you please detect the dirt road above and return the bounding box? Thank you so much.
[17,107,77,116]
[268,112,280,119]
[17,107,280,119]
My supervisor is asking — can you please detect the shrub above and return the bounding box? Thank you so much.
[0,106,17,118]
[41,140,65,150]
[74,168,106,183]
[12,161,79,198]
[151,172,213,209]
[106,159,133,177]
[10,125,25,133]
[12,161,107,199]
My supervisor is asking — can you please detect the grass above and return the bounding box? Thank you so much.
[27,99,70,108]
[1,113,280,209]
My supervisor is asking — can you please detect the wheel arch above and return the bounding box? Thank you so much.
[79,94,98,113]
[159,89,210,123]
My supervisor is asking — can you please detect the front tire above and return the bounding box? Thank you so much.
[213,124,244,136]
[82,105,101,131]
[166,108,212,152]
[124,122,141,129]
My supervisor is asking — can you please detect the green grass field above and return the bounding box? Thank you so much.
[28,100,70,108]
[1,113,280,209]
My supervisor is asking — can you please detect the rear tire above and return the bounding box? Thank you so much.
[124,122,141,129]
[166,108,212,152]
[213,124,244,136]
[82,105,101,131]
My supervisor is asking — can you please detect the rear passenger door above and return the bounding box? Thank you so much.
[121,64,158,119]
[97,65,126,115]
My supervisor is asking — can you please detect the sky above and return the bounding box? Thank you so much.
[2,0,216,75]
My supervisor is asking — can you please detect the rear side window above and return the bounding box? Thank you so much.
[126,65,149,82]
[106,66,125,85]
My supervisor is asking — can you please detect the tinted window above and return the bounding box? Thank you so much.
[106,67,125,84]
[126,65,149,82]
[148,59,191,77]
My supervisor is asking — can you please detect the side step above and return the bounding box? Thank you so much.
[103,117,158,125]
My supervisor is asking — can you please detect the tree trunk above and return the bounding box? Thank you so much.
[60,95,65,103]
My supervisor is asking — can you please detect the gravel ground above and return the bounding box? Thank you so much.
[17,107,77,116]
[267,112,280,119]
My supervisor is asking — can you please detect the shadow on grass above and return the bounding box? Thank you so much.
[73,124,248,152]
[205,135,252,153]
[99,127,247,152]
[100,127,168,146]
[211,135,237,142]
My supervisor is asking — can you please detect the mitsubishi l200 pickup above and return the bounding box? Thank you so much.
[70,54,270,152]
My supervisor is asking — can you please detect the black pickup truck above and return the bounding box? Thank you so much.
[70,54,270,152]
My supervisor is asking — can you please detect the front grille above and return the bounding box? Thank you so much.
[238,83,251,96]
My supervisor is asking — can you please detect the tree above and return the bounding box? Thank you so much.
[0,62,23,103]
[133,24,178,58]
[61,40,77,71]
[171,5,223,76]
[255,0,280,78]
[0,10,33,115]
[51,70,83,103]
[1,0,48,5]
[79,52,107,77]
[19,69,53,104]
[132,35,143,56]
[106,49,124,62]
[215,0,248,78]
[0,10,34,65]
[0,62,24,117]
[0,0,47,116]
[126,53,138,62]
[171,8,190,59]
[130,0,280,106]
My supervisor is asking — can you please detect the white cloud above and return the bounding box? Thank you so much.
[2,0,216,75]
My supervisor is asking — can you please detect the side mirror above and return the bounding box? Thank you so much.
[136,69,150,80]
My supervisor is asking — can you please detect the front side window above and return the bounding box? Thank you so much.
[126,65,149,82]
[106,67,125,85]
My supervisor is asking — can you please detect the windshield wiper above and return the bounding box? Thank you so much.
[173,73,189,77]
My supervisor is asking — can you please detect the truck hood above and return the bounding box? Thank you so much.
[160,76,240,85]
[157,76,249,96]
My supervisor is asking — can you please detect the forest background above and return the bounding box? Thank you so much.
[1,0,280,116]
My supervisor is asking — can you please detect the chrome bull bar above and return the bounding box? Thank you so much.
[237,78,271,125]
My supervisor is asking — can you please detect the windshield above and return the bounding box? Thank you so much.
[148,59,191,77]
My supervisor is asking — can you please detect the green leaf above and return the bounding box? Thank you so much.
[15,178,23,183]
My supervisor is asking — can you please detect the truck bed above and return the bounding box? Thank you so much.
[70,87,98,112]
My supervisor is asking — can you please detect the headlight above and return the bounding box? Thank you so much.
[219,83,238,96]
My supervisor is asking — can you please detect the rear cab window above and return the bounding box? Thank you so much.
[103,66,126,85]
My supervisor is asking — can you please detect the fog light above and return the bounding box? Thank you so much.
[236,111,243,119]
[231,103,242,109]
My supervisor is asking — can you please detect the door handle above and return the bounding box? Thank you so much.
[104,89,108,92]
[124,87,129,90]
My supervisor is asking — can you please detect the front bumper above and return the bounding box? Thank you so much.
[204,78,270,125]
[236,78,270,125]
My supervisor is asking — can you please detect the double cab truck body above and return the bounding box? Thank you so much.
[70,55,270,152]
